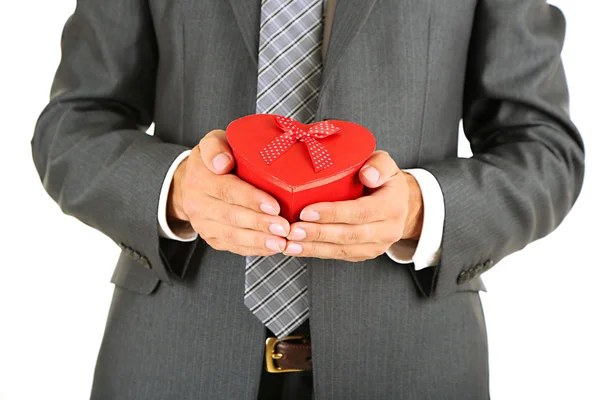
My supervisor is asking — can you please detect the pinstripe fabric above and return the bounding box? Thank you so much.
[245,0,324,339]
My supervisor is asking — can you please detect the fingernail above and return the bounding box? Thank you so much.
[361,166,380,183]
[260,203,279,216]
[269,223,287,237]
[285,243,303,255]
[266,239,282,253]
[212,153,231,171]
[300,209,320,221]
[288,228,306,241]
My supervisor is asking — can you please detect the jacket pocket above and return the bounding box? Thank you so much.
[110,251,161,295]
[410,266,487,297]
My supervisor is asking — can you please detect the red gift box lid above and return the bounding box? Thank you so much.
[226,114,376,192]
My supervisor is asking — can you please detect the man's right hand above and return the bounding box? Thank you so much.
[167,130,289,256]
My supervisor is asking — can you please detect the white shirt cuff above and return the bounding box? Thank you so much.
[385,168,444,270]
[158,150,198,242]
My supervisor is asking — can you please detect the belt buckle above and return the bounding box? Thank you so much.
[265,335,304,373]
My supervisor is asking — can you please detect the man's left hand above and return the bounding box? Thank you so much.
[283,151,424,262]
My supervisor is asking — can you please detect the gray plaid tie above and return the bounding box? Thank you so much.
[245,0,324,339]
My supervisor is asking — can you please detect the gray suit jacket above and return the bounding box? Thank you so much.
[32,0,584,398]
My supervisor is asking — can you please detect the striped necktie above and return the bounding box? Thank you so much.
[245,0,324,339]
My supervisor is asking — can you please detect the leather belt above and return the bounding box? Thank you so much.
[265,335,312,373]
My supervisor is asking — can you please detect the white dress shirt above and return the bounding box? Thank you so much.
[158,151,444,270]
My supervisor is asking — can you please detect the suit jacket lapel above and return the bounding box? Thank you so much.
[321,0,380,89]
[227,0,261,66]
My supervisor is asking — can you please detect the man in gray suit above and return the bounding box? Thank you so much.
[32,0,584,398]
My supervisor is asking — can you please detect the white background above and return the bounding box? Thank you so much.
[0,1,598,399]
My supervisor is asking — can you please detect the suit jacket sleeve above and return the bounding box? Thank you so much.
[413,0,585,298]
[31,0,198,284]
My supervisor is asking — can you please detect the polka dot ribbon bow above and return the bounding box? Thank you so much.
[260,115,341,172]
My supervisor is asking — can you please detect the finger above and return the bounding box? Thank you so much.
[202,173,282,216]
[283,241,386,261]
[205,238,281,257]
[287,221,400,245]
[200,197,290,236]
[358,150,400,189]
[345,257,375,263]
[198,129,235,175]
[299,196,392,224]
[199,221,287,253]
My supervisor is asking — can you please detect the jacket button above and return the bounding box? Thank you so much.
[466,268,477,280]
[140,257,151,269]
[475,264,484,274]
[483,260,493,270]
[457,271,469,285]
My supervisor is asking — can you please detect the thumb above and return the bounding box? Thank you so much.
[358,150,400,189]
[198,129,235,175]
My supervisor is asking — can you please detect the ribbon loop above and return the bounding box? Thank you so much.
[259,116,340,172]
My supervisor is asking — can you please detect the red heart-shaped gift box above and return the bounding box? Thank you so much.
[226,114,376,222]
